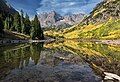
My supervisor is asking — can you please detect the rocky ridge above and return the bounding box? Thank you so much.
[38,11,85,28]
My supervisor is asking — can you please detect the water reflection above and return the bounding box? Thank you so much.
[0,43,43,79]
[44,40,120,81]
[0,40,120,82]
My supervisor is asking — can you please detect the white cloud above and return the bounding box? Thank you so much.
[36,0,102,15]
[69,2,76,6]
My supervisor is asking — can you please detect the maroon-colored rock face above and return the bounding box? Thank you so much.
[38,11,84,28]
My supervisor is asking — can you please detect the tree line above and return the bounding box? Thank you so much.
[0,10,44,40]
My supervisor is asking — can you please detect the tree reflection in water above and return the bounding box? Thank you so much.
[0,40,120,82]
[0,43,43,79]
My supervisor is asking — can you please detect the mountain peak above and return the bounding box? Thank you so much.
[38,11,85,28]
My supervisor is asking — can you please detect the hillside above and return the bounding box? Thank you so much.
[0,0,17,14]
[0,0,27,40]
[64,19,120,39]
[0,0,44,40]
[82,0,120,24]
[45,0,120,40]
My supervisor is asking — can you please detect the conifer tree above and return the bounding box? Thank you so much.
[20,10,25,34]
[4,15,13,30]
[30,26,35,39]
[13,13,21,32]
[24,13,31,35]
[4,17,9,30]
[30,15,44,39]
[0,16,4,33]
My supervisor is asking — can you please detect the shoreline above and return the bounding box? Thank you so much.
[0,39,55,45]
[0,39,120,45]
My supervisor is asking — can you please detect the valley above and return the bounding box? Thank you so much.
[0,0,120,82]
[45,0,120,40]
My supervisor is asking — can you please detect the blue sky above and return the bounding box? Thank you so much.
[6,0,102,17]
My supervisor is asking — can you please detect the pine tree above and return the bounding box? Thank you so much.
[20,10,25,34]
[13,13,21,32]
[30,15,44,40]
[0,16,4,33]
[10,14,16,31]
[9,15,14,31]
[0,11,6,34]
[24,13,31,35]
[4,17,9,30]
[4,16,12,30]
[34,15,44,39]
[30,26,35,39]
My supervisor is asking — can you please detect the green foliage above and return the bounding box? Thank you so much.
[0,12,6,34]
[30,15,44,40]
[21,10,25,34]
[4,15,13,30]
[13,13,21,32]
[0,17,4,33]
[30,27,35,39]
[0,0,44,40]
[0,43,43,75]
[78,19,120,39]
[24,14,31,35]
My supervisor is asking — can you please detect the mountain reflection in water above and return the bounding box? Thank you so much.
[0,40,120,82]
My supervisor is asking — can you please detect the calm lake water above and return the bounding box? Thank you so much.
[0,40,120,82]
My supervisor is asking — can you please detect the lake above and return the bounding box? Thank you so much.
[0,40,120,82]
